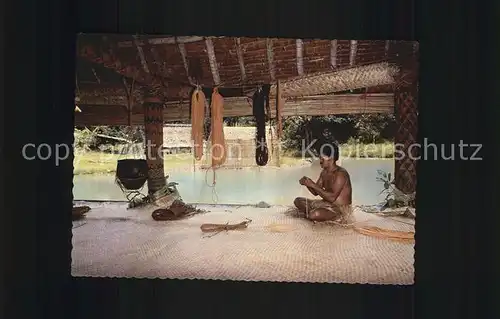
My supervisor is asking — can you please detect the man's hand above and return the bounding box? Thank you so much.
[299,176,315,188]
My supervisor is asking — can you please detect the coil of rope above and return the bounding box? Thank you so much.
[201,87,227,203]
[252,85,269,166]
[190,86,206,160]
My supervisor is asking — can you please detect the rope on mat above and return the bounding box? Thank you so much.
[285,206,414,243]
[332,218,414,243]
[252,85,269,166]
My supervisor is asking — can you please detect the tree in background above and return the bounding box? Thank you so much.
[74,113,395,155]
[282,113,396,156]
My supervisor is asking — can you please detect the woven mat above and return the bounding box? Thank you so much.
[71,201,414,284]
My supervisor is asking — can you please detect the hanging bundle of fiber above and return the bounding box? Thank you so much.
[252,86,269,166]
[210,88,227,167]
[190,87,206,161]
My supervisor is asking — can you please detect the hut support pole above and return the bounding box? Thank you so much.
[143,88,167,195]
[276,80,283,167]
[393,42,419,194]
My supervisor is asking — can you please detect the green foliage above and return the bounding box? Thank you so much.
[224,116,256,126]
[376,170,416,209]
[74,126,144,151]
[282,113,396,154]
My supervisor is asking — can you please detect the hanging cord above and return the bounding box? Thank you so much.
[204,166,219,203]
[253,86,269,166]
[265,88,274,158]
[201,87,226,204]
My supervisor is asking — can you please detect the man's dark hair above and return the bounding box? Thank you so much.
[320,143,339,161]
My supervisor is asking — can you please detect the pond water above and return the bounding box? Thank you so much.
[72,159,394,205]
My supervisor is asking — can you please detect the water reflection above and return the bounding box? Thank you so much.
[73,159,394,205]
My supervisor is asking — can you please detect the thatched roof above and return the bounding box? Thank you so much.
[77,36,416,97]
[75,35,417,125]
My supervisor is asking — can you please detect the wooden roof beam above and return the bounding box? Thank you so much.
[296,39,304,76]
[76,83,192,106]
[266,38,276,81]
[74,93,395,126]
[79,42,166,89]
[205,38,221,86]
[349,40,358,66]
[235,38,247,82]
[177,42,195,85]
[91,68,101,83]
[330,40,338,69]
[117,36,206,48]
[133,35,151,74]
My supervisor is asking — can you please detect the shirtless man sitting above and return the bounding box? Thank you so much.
[293,143,353,223]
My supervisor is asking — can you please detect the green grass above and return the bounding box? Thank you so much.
[73,151,197,175]
[73,151,306,175]
[74,142,394,175]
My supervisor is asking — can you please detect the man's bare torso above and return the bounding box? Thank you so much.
[319,166,352,205]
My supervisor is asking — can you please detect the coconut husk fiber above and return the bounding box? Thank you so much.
[191,88,206,160]
[210,88,227,167]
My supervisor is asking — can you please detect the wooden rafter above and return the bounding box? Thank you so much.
[349,40,358,66]
[235,38,247,82]
[76,83,192,106]
[79,42,162,87]
[91,68,101,83]
[205,38,220,86]
[177,42,194,85]
[296,39,304,76]
[133,35,150,73]
[266,38,276,81]
[117,36,207,48]
[330,40,338,68]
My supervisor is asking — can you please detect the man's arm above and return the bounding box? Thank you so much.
[307,175,323,196]
[308,173,346,203]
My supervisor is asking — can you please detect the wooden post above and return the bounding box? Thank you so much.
[143,87,167,195]
[393,41,419,194]
[276,80,283,167]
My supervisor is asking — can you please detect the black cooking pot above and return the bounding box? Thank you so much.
[116,159,148,190]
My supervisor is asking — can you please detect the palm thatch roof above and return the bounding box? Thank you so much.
[75,35,418,125]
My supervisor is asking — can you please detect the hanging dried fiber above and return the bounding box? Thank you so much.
[190,88,206,160]
[252,86,269,166]
[210,88,227,167]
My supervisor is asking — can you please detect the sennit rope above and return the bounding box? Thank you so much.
[200,88,227,204]
[190,87,206,160]
[252,86,269,166]
[210,87,227,168]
